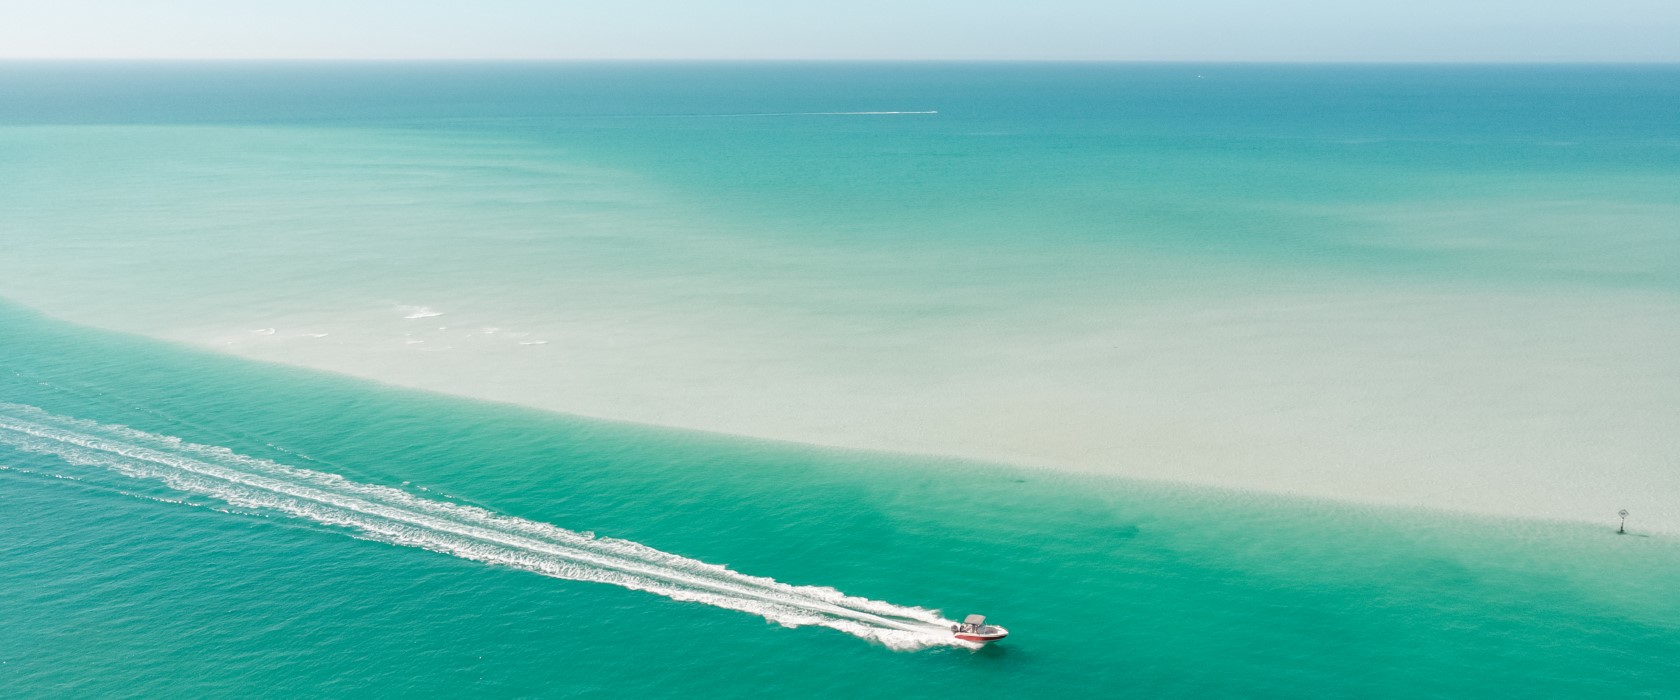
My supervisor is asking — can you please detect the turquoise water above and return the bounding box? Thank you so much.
[2,64,1679,696]
[1,63,1676,525]
[5,303,1679,697]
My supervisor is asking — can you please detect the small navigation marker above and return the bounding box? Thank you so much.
[1618,509,1629,534]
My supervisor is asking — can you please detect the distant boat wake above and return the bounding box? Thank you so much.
[698,110,938,117]
[0,403,968,651]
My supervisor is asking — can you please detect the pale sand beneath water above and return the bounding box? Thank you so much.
[144,287,1680,535]
[1,124,1674,535]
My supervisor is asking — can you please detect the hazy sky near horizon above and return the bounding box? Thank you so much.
[3,0,1677,62]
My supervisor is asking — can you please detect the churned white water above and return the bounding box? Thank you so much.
[0,403,969,651]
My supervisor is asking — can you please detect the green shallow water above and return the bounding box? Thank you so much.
[4,304,1679,698]
[2,63,1679,697]
[2,63,1675,527]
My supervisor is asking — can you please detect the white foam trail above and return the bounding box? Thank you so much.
[691,110,938,118]
[398,305,444,319]
[0,403,970,650]
[790,111,938,116]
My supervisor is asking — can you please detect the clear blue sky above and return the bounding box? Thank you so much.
[4,0,1677,62]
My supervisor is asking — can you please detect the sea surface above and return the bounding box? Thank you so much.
[1,63,1678,697]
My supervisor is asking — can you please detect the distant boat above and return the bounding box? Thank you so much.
[952,614,1008,643]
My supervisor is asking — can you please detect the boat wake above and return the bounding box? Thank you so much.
[0,403,969,651]
[698,110,938,117]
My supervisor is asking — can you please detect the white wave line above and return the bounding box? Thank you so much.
[697,110,938,117]
[0,403,969,650]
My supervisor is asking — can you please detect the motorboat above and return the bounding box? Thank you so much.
[951,614,1008,643]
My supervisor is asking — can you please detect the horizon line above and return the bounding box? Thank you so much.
[3,57,1679,65]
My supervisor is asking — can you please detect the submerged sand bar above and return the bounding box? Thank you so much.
[3,67,1676,533]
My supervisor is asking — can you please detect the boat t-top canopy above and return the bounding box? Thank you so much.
[964,614,987,626]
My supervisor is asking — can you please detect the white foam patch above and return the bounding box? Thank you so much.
[0,403,971,651]
[705,111,938,117]
[398,305,443,320]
